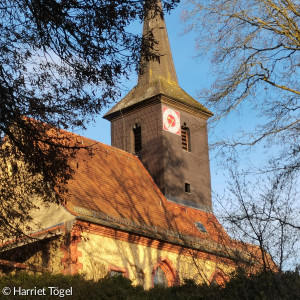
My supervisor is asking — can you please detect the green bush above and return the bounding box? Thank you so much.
[0,273,143,300]
[223,269,300,300]
[0,269,299,299]
[144,279,222,300]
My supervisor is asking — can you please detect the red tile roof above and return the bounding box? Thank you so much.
[2,123,271,267]
[63,134,231,251]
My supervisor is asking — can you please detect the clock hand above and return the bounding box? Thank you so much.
[167,116,174,127]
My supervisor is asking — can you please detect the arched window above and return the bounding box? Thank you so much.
[210,270,228,287]
[133,123,142,154]
[152,258,179,287]
[153,266,167,286]
[181,123,191,152]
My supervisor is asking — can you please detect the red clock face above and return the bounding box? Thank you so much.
[167,114,176,127]
[162,106,180,135]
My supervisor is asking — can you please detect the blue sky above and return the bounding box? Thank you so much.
[75,2,257,202]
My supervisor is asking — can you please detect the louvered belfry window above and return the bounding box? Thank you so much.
[133,123,142,154]
[181,125,190,152]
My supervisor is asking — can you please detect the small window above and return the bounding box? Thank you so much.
[181,124,191,152]
[133,123,142,154]
[9,162,18,176]
[185,183,191,193]
[109,270,124,277]
[195,222,207,233]
[108,266,128,278]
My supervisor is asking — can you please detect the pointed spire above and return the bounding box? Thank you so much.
[138,0,178,86]
[103,0,213,120]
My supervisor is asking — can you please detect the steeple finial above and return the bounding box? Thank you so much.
[138,0,178,86]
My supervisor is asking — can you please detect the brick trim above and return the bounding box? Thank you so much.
[61,224,83,275]
[76,220,235,266]
[0,259,44,272]
[209,269,229,287]
[0,224,65,248]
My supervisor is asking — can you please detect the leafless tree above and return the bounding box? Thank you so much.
[0,0,178,239]
[182,0,300,275]
[182,0,299,175]
[214,167,299,273]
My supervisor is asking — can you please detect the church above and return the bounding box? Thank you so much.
[0,1,266,288]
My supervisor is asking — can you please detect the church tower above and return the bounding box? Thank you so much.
[103,1,213,212]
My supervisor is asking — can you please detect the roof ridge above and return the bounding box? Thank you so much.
[62,130,142,160]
